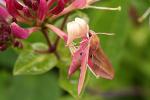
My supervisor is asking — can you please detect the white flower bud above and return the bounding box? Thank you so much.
[67,17,89,45]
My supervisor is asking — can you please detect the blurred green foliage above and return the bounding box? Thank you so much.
[0,0,150,100]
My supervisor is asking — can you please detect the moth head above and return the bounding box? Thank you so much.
[89,30,100,51]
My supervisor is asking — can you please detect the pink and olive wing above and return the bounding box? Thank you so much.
[78,43,90,95]
[68,48,81,77]
[68,39,89,77]
[88,47,114,80]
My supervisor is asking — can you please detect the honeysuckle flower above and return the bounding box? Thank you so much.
[0,5,12,22]
[47,17,114,95]
[52,0,121,19]
[0,5,38,51]
[67,17,89,45]
[4,0,69,24]
[72,0,98,9]
[49,0,68,15]
[38,0,48,21]
[10,22,39,39]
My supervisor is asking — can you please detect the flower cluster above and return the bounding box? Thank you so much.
[0,0,69,51]
[0,5,38,51]
[5,0,69,23]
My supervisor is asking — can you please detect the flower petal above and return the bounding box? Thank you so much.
[10,22,32,39]
[72,0,86,8]
[67,21,81,45]
[14,0,23,10]
[50,0,66,15]
[46,24,68,42]
[67,18,89,45]
[38,0,48,21]
[0,5,11,21]
[5,0,19,17]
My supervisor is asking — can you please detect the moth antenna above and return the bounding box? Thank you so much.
[87,6,121,11]
[138,7,150,22]
[96,33,115,36]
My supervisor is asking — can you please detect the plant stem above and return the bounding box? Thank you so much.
[40,14,69,59]
[41,28,60,59]
[42,28,52,48]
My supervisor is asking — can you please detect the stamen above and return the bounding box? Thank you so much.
[138,8,150,22]
[87,6,121,11]
[96,32,115,36]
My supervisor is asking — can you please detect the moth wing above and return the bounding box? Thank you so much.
[88,47,114,80]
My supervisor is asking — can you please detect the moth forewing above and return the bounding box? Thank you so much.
[92,47,114,79]
[88,32,114,79]
[78,43,90,95]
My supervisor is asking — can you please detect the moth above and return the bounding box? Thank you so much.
[68,31,114,95]
[46,19,115,95]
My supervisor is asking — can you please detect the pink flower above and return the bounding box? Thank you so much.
[49,0,68,15]
[4,0,69,23]
[0,5,38,51]
[38,0,48,21]
[72,0,97,8]
[47,18,114,95]
[10,22,38,39]
[52,0,121,19]
[0,5,12,22]
[67,18,89,45]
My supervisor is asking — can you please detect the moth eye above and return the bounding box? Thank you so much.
[90,55,92,58]
[89,53,93,58]
[89,32,92,37]
[80,52,83,56]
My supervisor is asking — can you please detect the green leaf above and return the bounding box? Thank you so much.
[56,40,79,97]
[59,62,79,98]
[0,72,61,100]
[13,43,57,75]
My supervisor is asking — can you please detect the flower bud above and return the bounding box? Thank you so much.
[72,0,97,9]
[5,0,19,18]
[67,18,89,45]
[50,0,65,15]
[38,0,48,21]
[0,6,12,22]
[23,7,31,17]
[72,0,86,8]
[0,44,7,51]
[11,22,39,39]
[10,22,30,39]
